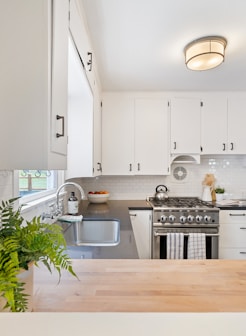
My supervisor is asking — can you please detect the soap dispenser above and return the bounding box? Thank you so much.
[68,192,78,215]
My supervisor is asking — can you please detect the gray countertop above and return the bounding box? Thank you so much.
[66,200,151,259]
[212,201,246,211]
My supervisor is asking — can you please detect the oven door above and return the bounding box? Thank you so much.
[152,228,219,259]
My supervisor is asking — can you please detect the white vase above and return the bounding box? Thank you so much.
[216,193,224,202]
[0,263,34,312]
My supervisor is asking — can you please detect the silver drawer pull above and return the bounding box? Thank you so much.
[240,227,246,230]
[130,214,137,217]
[239,252,246,254]
[229,213,246,216]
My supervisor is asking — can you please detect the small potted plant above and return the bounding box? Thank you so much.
[0,198,77,312]
[215,187,225,202]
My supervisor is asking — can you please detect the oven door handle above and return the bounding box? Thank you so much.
[154,232,219,237]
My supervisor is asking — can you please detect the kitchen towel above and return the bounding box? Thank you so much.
[187,233,206,259]
[166,233,184,259]
[57,215,83,223]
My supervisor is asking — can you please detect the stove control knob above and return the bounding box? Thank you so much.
[195,215,203,223]
[169,215,176,223]
[204,215,211,223]
[187,215,195,223]
[161,215,168,223]
[180,216,186,224]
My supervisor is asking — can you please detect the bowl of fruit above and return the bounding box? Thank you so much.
[87,191,110,203]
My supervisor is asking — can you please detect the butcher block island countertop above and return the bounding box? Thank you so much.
[33,259,246,312]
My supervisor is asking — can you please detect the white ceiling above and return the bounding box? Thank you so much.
[80,0,246,92]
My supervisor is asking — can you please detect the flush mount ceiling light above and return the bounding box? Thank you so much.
[184,36,227,71]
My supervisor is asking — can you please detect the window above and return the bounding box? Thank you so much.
[16,170,64,204]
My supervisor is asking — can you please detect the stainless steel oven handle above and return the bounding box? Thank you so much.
[154,232,219,237]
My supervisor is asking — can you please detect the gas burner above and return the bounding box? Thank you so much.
[148,197,215,209]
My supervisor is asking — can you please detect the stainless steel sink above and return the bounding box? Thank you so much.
[57,218,120,246]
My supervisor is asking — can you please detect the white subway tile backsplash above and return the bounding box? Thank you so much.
[72,155,246,200]
[1,155,246,218]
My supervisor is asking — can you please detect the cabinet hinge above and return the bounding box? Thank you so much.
[200,101,203,107]
[200,146,203,152]
[168,101,170,107]
[101,101,103,107]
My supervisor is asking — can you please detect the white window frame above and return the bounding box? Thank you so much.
[14,170,65,207]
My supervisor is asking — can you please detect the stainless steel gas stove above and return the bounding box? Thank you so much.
[148,197,219,227]
[147,197,220,259]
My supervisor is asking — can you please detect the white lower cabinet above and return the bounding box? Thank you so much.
[219,210,246,259]
[129,210,152,259]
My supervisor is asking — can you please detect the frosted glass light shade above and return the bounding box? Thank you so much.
[184,36,227,71]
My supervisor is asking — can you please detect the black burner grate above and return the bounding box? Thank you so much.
[149,197,214,209]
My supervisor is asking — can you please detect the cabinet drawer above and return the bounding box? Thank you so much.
[220,224,246,247]
[219,248,246,259]
[220,210,246,224]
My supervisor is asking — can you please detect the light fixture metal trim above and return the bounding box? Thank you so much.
[184,36,227,71]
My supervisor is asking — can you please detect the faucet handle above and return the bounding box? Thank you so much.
[42,203,59,220]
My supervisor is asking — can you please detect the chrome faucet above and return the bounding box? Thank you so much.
[56,182,85,216]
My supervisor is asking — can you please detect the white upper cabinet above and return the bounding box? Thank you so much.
[69,0,94,87]
[227,93,246,154]
[102,93,170,175]
[66,37,93,179]
[201,95,228,154]
[170,97,201,154]
[0,0,69,170]
[102,94,135,175]
[201,92,246,155]
[134,98,170,175]
[67,0,102,178]
[93,79,102,176]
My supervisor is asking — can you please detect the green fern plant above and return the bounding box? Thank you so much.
[0,198,77,312]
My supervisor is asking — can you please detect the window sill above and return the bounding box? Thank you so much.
[20,194,57,214]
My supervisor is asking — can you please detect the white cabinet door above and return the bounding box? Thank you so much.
[69,0,94,87]
[129,210,152,259]
[201,93,246,155]
[93,79,102,176]
[135,99,170,175]
[170,97,201,154]
[102,93,170,176]
[0,0,68,170]
[102,94,135,175]
[228,93,246,154]
[51,0,69,157]
[201,96,228,154]
[66,37,93,179]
